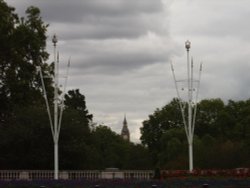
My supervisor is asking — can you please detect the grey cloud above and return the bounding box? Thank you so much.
[172,1,250,40]
[47,12,167,40]
[8,0,164,22]
[62,37,176,75]
[51,19,156,40]
[36,0,163,23]
[6,0,167,40]
[76,52,166,73]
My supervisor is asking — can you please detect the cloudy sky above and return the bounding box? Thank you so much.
[5,0,250,142]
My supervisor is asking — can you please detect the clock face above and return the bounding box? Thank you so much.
[123,135,128,139]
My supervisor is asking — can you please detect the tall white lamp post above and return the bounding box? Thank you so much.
[171,40,202,172]
[52,34,59,180]
[38,34,70,179]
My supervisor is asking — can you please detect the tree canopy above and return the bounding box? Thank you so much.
[140,98,250,169]
[0,1,52,127]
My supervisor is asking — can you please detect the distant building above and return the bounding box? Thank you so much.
[121,115,130,141]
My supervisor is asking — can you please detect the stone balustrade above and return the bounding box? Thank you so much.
[0,170,154,180]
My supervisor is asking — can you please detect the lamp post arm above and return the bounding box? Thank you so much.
[192,62,202,135]
[38,67,55,140]
[171,62,189,138]
[58,57,71,138]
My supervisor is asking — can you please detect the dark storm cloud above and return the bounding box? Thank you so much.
[58,34,176,75]
[29,0,172,76]
[35,0,163,23]
[51,14,166,40]
[7,0,166,40]
[71,54,165,75]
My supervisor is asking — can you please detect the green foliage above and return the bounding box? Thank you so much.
[87,125,153,170]
[140,98,182,164]
[0,0,52,128]
[59,89,93,169]
[140,97,250,169]
[0,0,54,169]
[0,105,53,169]
[64,89,93,122]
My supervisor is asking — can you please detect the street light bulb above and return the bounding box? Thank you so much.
[185,40,191,51]
[52,34,58,46]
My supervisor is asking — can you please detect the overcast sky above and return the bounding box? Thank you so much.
[5,0,250,142]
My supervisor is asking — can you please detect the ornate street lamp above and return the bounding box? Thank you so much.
[171,41,202,172]
[38,34,71,179]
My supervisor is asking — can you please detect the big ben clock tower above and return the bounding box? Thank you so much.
[121,115,130,141]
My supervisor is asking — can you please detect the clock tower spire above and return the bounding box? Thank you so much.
[121,114,130,141]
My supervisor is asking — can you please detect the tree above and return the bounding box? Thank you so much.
[140,97,250,169]
[90,125,128,169]
[89,125,153,170]
[227,99,250,140]
[195,98,225,137]
[5,6,49,106]
[59,89,93,169]
[0,1,54,169]
[158,128,186,169]
[0,105,53,169]
[140,98,182,164]
[124,143,153,170]
[0,0,18,125]
[64,89,93,122]
[0,1,52,128]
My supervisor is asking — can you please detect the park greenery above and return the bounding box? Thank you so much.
[1,0,250,171]
[141,98,250,169]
